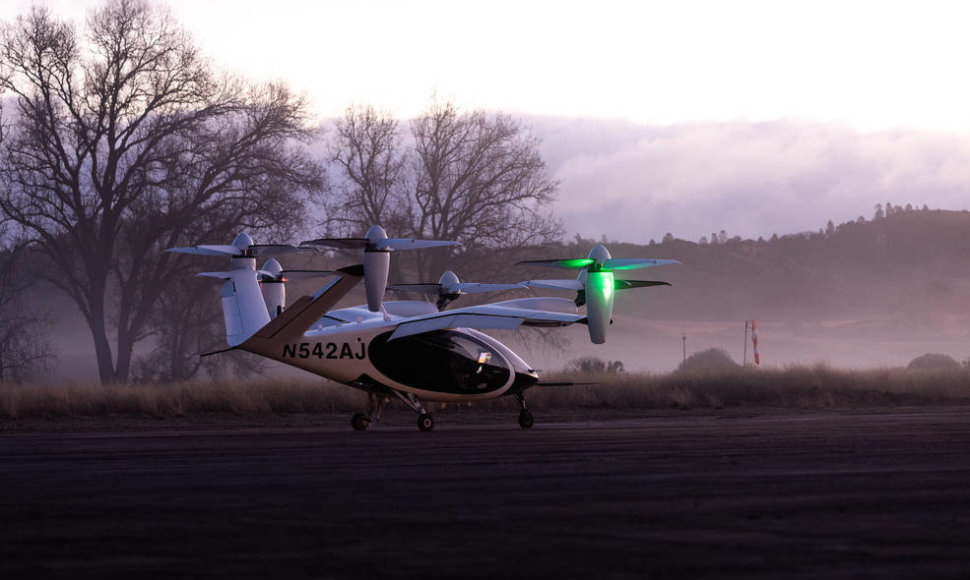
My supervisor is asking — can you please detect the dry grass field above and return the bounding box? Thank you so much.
[2,365,969,421]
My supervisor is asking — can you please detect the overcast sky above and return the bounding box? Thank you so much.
[5,0,970,243]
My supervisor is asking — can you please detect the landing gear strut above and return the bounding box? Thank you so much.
[391,391,433,432]
[350,392,390,431]
[515,392,534,429]
[350,390,434,432]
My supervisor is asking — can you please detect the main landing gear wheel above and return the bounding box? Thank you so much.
[417,413,434,432]
[514,391,534,429]
[351,412,371,431]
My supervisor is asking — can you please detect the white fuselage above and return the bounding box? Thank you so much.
[252,303,538,402]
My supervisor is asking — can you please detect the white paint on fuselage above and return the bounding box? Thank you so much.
[272,311,535,402]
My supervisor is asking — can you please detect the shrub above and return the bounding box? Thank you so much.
[907,353,961,371]
[678,348,739,372]
[567,356,624,374]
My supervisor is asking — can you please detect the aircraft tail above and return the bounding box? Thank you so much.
[220,270,272,347]
[239,265,364,357]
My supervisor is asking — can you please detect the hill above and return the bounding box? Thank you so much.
[630,208,970,325]
[505,208,970,371]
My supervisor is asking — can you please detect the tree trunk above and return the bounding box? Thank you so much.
[90,316,117,384]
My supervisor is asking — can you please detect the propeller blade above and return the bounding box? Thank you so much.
[196,271,234,279]
[377,238,460,251]
[603,258,680,270]
[300,238,369,250]
[166,244,240,256]
[614,279,671,290]
[279,270,336,281]
[456,282,525,293]
[386,283,443,296]
[250,244,310,257]
[516,258,596,269]
[523,279,585,291]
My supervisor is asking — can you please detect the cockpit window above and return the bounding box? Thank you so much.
[369,330,511,394]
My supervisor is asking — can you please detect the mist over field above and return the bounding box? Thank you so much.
[36,205,970,380]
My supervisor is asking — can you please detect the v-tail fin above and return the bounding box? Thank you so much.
[239,265,364,355]
[220,270,271,347]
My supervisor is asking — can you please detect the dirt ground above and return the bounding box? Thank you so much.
[2,408,970,579]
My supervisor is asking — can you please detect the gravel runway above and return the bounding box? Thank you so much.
[2,410,970,579]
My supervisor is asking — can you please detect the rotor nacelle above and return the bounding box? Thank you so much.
[302,225,460,313]
[387,270,525,311]
[518,245,678,344]
[167,233,332,340]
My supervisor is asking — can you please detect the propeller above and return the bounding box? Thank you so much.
[518,244,679,344]
[301,225,460,312]
[301,224,459,253]
[388,270,525,310]
[166,232,308,258]
[168,234,331,321]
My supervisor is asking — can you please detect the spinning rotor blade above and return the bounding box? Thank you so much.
[166,244,240,256]
[168,240,308,257]
[196,271,234,279]
[455,282,524,293]
[614,280,671,290]
[522,279,585,291]
[386,283,443,296]
[278,270,336,281]
[603,258,681,270]
[250,244,311,257]
[516,258,596,269]
[300,238,369,250]
[377,238,460,251]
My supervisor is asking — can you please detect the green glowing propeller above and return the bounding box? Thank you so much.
[516,244,679,343]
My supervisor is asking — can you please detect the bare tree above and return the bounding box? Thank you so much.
[0,237,54,382]
[328,98,561,282]
[410,99,560,278]
[0,1,325,383]
[131,272,268,383]
[327,105,410,235]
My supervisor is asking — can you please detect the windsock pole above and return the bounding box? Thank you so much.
[743,320,749,365]
[752,319,760,365]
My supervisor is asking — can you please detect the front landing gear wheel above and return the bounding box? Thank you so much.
[518,409,534,429]
[351,413,371,431]
[417,413,434,432]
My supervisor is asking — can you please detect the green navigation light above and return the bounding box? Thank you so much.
[557,258,596,269]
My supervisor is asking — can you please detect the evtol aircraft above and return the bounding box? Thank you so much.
[168,226,678,431]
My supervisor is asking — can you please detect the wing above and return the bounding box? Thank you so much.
[387,297,582,340]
